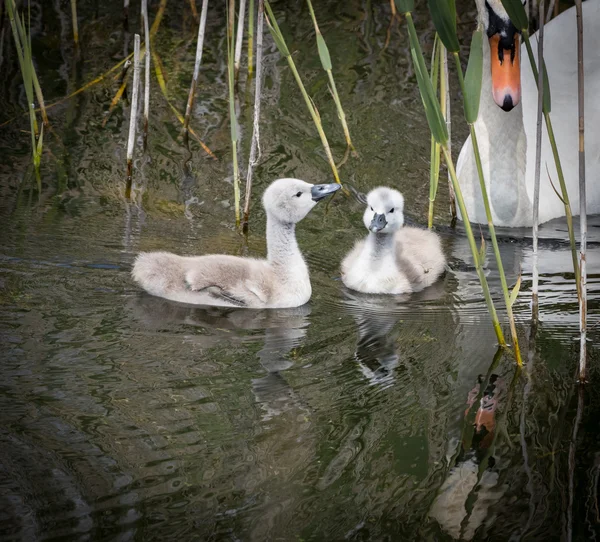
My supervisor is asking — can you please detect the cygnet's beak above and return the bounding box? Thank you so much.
[311,183,341,202]
[369,213,387,233]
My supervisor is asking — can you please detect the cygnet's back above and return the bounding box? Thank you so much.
[341,187,446,295]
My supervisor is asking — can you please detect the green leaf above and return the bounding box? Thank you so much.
[463,29,483,124]
[478,233,486,263]
[36,124,44,156]
[395,0,414,14]
[264,1,290,57]
[316,33,332,71]
[411,48,448,145]
[405,15,447,145]
[541,59,552,113]
[509,275,522,306]
[427,0,459,53]
[500,0,528,32]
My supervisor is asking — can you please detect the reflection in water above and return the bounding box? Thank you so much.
[429,350,509,540]
[129,295,312,421]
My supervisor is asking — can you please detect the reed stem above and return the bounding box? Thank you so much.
[243,0,264,232]
[522,32,580,299]
[306,0,355,153]
[126,34,141,199]
[234,0,247,82]
[440,44,455,220]
[428,36,441,229]
[575,0,587,382]
[183,0,209,141]
[452,51,520,364]
[70,0,79,48]
[264,1,341,184]
[227,0,241,225]
[141,0,151,149]
[532,2,545,322]
[442,145,506,347]
[247,0,255,76]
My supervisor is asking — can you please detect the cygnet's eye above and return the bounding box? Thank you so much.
[295,191,302,197]
[389,208,395,213]
[370,206,373,211]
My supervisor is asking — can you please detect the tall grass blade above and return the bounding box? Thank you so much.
[499,0,528,32]
[401,10,504,346]
[264,0,342,184]
[243,0,264,232]
[306,0,355,153]
[575,0,586,382]
[126,34,141,199]
[141,0,151,149]
[394,0,414,14]
[440,44,456,219]
[152,50,216,158]
[463,29,483,124]
[247,0,255,75]
[183,0,209,141]
[532,3,545,321]
[426,0,459,53]
[227,0,241,225]
[234,0,247,82]
[70,0,79,48]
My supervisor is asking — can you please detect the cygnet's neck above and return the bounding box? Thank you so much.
[265,214,308,272]
[364,231,396,263]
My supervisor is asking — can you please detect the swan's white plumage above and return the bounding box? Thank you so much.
[341,187,446,294]
[457,0,600,226]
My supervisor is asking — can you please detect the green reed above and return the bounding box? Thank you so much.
[306,0,355,155]
[396,0,510,355]
[264,0,341,184]
[227,0,241,225]
[6,0,46,190]
[501,0,580,300]
[427,0,523,364]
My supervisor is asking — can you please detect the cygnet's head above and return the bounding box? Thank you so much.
[363,187,405,233]
[262,178,340,224]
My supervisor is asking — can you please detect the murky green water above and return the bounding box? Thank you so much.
[1,1,599,540]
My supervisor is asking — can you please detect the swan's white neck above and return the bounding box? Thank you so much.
[364,232,395,262]
[266,214,309,272]
[458,36,531,226]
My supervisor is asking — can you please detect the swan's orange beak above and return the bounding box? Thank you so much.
[489,34,521,111]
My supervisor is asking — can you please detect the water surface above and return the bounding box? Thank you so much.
[1,1,599,540]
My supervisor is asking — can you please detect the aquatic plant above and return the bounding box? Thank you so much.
[183,0,209,143]
[396,0,515,356]
[70,0,79,48]
[574,0,587,382]
[227,0,241,225]
[501,0,580,299]
[531,3,545,322]
[126,34,141,199]
[306,0,355,155]
[5,0,47,190]
[264,0,341,185]
[141,0,151,148]
[243,0,265,232]
[234,0,247,82]
[247,0,255,76]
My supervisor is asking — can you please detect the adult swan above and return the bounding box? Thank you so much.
[456,0,600,227]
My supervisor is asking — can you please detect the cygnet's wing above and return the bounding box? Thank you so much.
[395,227,446,289]
[185,254,273,308]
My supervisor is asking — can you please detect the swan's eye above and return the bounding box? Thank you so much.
[389,208,395,213]
[295,191,302,197]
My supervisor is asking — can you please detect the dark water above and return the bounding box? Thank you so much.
[1,1,599,540]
